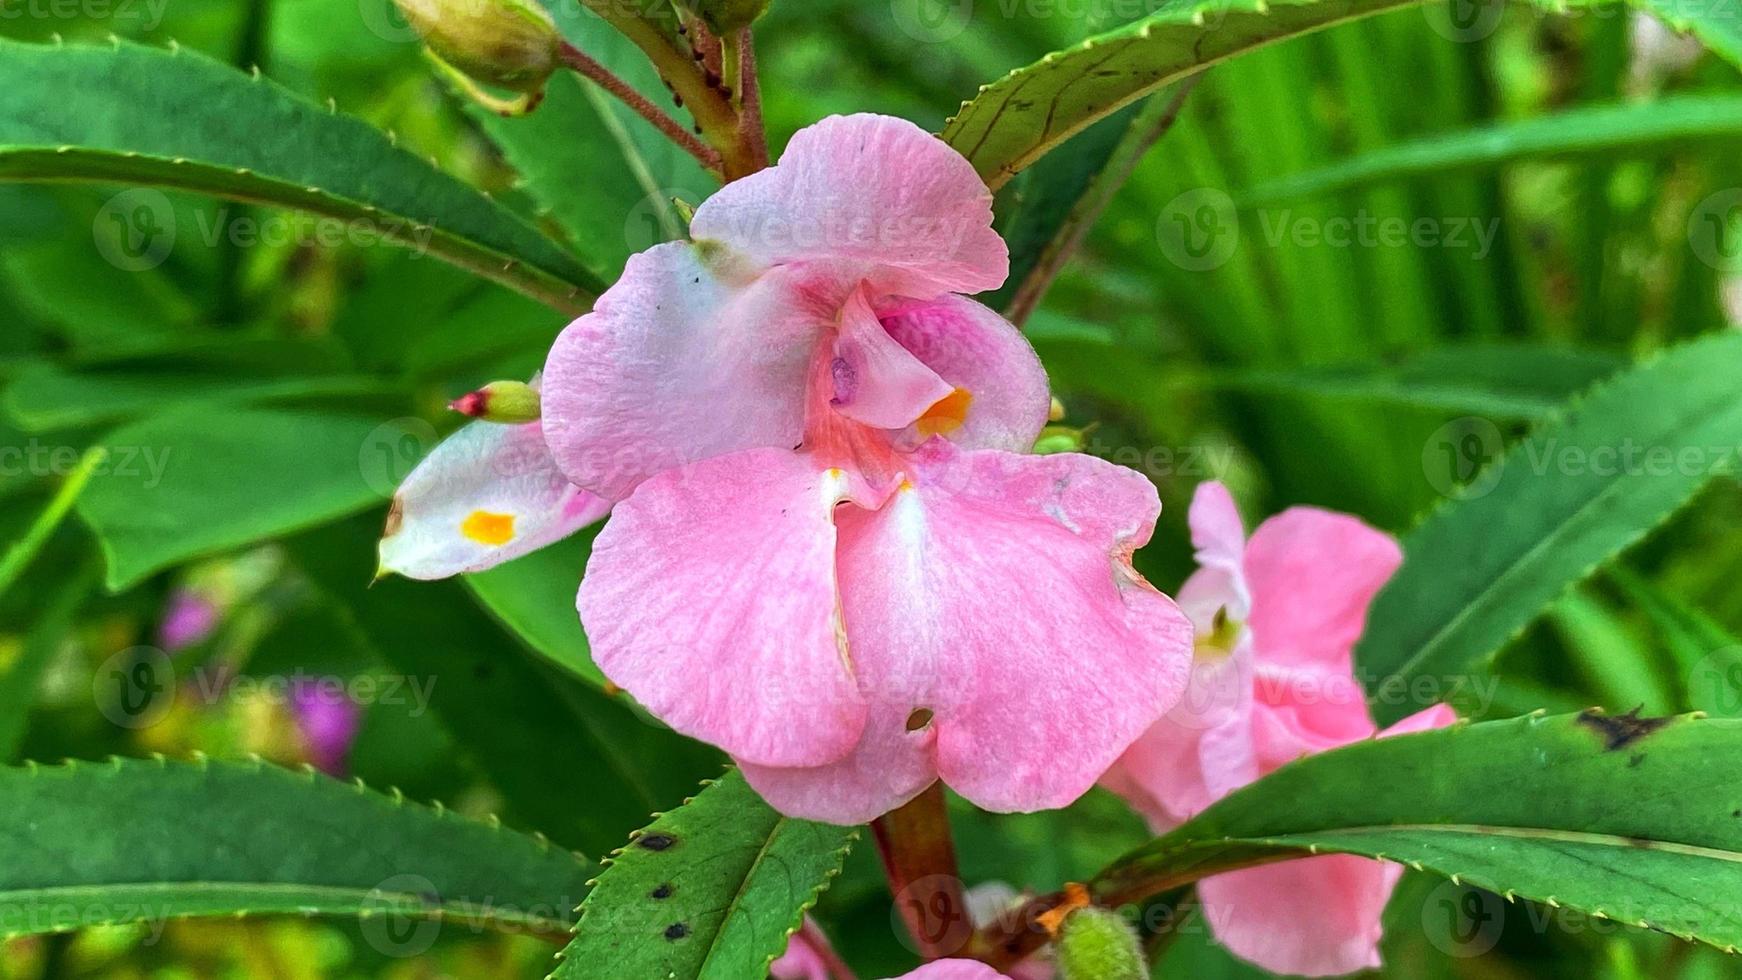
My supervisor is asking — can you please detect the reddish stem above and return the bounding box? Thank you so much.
[736,28,769,171]
[871,781,974,960]
[556,41,721,171]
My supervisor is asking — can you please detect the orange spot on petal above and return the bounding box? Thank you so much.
[461,510,516,546]
[916,387,973,438]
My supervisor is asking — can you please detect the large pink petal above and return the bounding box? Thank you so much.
[836,444,1193,814]
[739,700,937,826]
[541,243,829,501]
[378,418,608,580]
[1198,854,1402,977]
[878,296,1051,453]
[831,289,954,430]
[579,448,871,768]
[893,962,1012,980]
[1243,506,1401,673]
[690,114,1008,299]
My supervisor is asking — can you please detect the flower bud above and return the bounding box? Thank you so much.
[450,380,541,423]
[684,0,772,35]
[394,0,560,94]
[1056,906,1146,980]
[1032,425,1088,455]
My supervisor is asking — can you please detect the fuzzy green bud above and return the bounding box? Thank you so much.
[394,0,559,94]
[1032,425,1089,455]
[450,380,541,423]
[1056,906,1147,980]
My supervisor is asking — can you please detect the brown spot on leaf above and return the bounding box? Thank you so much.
[1577,707,1672,751]
[637,833,677,851]
[664,922,690,940]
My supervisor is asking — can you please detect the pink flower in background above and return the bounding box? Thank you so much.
[378,377,610,581]
[896,964,1010,980]
[157,586,220,652]
[545,113,1193,824]
[1101,481,1456,977]
[290,682,363,777]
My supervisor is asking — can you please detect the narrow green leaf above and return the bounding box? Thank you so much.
[1358,331,1742,725]
[76,408,398,590]
[0,447,105,599]
[1241,94,1742,205]
[3,363,396,433]
[941,0,1421,187]
[556,770,856,980]
[0,756,592,938]
[1093,712,1742,955]
[0,37,601,313]
[1611,568,1742,716]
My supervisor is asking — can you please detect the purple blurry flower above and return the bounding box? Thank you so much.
[157,588,220,653]
[291,681,363,776]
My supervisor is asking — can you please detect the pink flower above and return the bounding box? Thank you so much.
[1101,482,1456,977]
[290,681,363,777]
[896,964,1011,980]
[378,377,610,580]
[543,114,1193,824]
[157,586,220,652]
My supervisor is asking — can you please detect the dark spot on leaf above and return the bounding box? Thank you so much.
[664,922,690,940]
[651,883,673,900]
[1731,809,1739,818]
[1629,753,1645,768]
[1577,707,1672,751]
[638,833,677,851]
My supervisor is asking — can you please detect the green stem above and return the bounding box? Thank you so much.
[0,448,106,600]
[579,1,758,179]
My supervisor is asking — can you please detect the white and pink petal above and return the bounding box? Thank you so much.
[378,418,607,581]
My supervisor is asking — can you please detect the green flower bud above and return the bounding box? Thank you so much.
[1056,906,1146,980]
[1032,425,1088,455]
[394,0,559,94]
[450,380,541,423]
[683,0,773,35]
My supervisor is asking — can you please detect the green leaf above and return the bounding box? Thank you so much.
[556,770,856,980]
[0,756,593,938]
[1240,94,1742,205]
[940,0,1422,187]
[0,37,601,313]
[1611,568,1742,717]
[1092,711,1742,955]
[3,363,396,433]
[293,517,723,857]
[1357,331,1742,725]
[465,529,606,689]
[76,408,400,590]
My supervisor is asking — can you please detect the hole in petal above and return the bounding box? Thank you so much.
[905,708,934,732]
